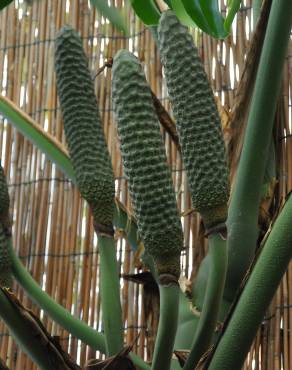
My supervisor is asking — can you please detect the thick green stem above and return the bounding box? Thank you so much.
[98,234,123,356]
[0,289,55,370]
[9,241,106,353]
[208,195,292,369]
[129,353,151,370]
[151,283,179,370]
[225,0,292,301]
[253,0,262,28]
[183,233,227,370]
[11,239,150,370]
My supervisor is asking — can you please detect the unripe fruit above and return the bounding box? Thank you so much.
[158,11,230,229]
[112,50,183,279]
[55,26,115,228]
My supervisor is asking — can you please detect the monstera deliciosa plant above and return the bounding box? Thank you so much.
[0,0,291,370]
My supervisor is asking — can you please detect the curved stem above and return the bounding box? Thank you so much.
[98,235,123,355]
[129,353,151,370]
[10,239,150,370]
[208,195,292,369]
[151,283,179,370]
[0,289,55,370]
[9,240,106,353]
[183,233,227,370]
[225,0,292,300]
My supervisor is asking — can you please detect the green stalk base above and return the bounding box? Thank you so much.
[98,235,123,356]
[183,233,227,370]
[151,283,179,370]
[208,195,292,369]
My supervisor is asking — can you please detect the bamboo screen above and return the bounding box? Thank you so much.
[0,0,291,369]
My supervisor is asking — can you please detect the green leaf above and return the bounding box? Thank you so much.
[167,0,239,38]
[130,0,161,25]
[0,96,75,181]
[224,0,241,32]
[171,0,198,27]
[199,0,228,38]
[90,0,128,34]
[180,0,214,36]
[0,0,13,11]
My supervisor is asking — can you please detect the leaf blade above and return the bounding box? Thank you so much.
[224,0,241,31]
[180,0,214,35]
[130,0,161,25]
[0,96,75,181]
[199,0,228,38]
[90,0,128,34]
[171,0,198,27]
[0,0,13,11]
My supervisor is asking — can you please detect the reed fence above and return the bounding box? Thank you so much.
[0,0,291,369]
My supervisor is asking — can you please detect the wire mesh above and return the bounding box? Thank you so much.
[0,0,291,369]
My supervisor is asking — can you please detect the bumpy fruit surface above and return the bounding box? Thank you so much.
[0,165,9,218]
[112,50,183,278]
[0,223,12,287]
[158,11,229,228]
[55,25,114,227]
[0,165,11,287]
